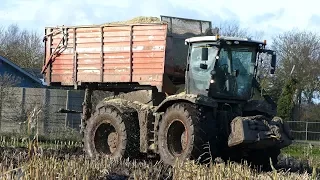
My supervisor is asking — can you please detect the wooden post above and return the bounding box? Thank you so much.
[42,88,49,135]
[65,90,70,129]
[80,87,93,135]
[20,88,26,133]
[305,122,308,141]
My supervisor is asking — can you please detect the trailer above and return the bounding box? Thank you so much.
[42,15,292,169]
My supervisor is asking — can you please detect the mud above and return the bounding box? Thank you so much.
[228,115,292,148]
[277,154,319,174]
[101,173,129,180]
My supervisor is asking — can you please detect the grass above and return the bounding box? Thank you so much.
[0,135,82,150]
[282,143,320,158]
[279,142,320,175]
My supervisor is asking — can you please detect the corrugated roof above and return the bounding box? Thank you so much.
[0,55,43,85]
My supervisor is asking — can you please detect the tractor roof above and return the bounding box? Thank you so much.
[185,36,265,45]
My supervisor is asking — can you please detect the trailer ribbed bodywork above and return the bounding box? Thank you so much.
[43,23,168,89]
[42,16,212,93]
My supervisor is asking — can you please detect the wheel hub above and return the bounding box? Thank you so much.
[181,131,187,150]
[94,122,118,155]
[108,132,118,152]
[167,119,187,156]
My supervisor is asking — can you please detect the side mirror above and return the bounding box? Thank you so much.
[270,69,275,74]
[270,53,276,74]
[200,63,208,69]
[201,48,208,61]
[271,53,276,67]
[232,69,240,77]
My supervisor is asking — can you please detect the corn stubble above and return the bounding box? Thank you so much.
[0,132,318,179]
[0,148,316,180]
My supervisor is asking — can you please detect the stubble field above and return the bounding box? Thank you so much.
[0,135,319,180]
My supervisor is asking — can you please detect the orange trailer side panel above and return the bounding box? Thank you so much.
[43,23,168,89]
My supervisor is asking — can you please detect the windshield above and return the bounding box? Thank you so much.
[210,46,256,100]
[188,43,218,95]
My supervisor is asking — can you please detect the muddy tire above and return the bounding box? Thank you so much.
[158,103,214,166]
[83,106,139,159]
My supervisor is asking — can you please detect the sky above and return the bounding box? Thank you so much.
[1,0,320,45]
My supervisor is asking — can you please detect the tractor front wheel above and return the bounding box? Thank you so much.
[158,103,214,166]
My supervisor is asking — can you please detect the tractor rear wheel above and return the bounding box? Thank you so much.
[158,103,214,166]
[83,106,139,159]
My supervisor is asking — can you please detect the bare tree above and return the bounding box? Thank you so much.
[269,30,320,120]
[0,24,44,69]
[0,73,20,87]
[272,30,320,103]
[214,20,264,39]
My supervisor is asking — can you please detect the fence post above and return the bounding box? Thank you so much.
[305,121,308,141]
[20,88,26,134]
[42,88,49,135]
[65,90,70,129]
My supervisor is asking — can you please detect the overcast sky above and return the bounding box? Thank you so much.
[1,0,320,44]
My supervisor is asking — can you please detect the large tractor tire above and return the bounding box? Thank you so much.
[83,105,139,159]
[158,103,215,166]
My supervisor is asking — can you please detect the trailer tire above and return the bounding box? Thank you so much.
[83,106,139,159]
[158,103,212,166]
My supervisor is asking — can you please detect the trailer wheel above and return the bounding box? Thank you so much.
[83,106,139,159]
[158,103,212,166]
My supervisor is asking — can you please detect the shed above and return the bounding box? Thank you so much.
[0,56,43,88]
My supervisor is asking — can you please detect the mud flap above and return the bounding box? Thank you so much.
[228,115,293,149]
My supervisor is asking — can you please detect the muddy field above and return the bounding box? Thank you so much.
[0,145,318,180]
[0,133,318,179]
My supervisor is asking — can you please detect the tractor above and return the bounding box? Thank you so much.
[42,15,292,170]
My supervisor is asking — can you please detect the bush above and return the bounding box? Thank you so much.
[277,78,298,121]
